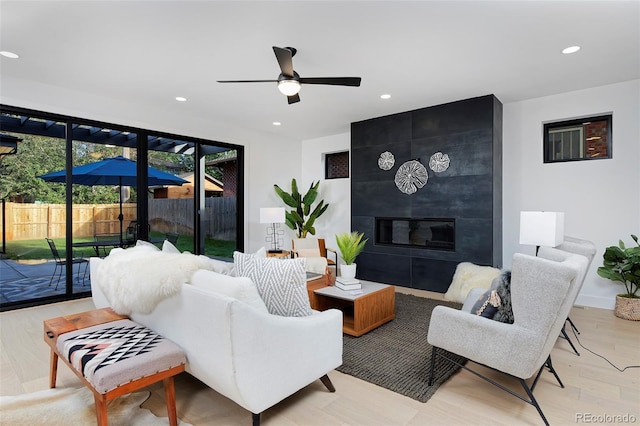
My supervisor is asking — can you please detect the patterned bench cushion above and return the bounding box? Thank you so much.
[56,319,185,393]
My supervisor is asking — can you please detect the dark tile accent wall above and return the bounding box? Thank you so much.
[351,94,503,292]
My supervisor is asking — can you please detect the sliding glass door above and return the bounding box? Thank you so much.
[0,105,243,311]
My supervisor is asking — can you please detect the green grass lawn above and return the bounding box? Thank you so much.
[5,233,236,261]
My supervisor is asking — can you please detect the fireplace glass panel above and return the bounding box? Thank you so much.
[376,218,455,250]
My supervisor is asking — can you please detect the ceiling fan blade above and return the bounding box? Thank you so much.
[273,46,295,78]
[299,77,361,87]
[217,79,278,83]
[287,94,300,104]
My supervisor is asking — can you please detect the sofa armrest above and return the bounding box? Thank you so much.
[427,305,540,379]
[229,302,343,414]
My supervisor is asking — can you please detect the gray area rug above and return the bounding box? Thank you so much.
[336,293,466,402]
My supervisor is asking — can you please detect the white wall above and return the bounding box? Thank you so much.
[300,133,351,248]
[503,80,639,309]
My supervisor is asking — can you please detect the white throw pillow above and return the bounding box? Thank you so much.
[444,262,501,304]
[233,252,312,317]
[229,247,267,276]
[162,240,181,254]
[201,256,233,275]
[135,239,161,251]
[191,269,268,313]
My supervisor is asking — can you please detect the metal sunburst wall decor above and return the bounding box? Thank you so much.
[378,151,395,170]
[394,160,428,195]
[429,152,450,173]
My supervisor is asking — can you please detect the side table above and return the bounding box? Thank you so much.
[313,282,395,336]
[266,250,291,259]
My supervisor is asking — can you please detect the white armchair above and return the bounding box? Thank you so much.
[427,248,589,425]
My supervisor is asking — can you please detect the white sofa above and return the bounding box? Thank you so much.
[89,257,343,425]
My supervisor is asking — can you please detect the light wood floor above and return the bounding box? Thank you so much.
[1,288,638,425]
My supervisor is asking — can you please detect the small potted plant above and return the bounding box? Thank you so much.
[596,234,640,320]
[335,231,368,279]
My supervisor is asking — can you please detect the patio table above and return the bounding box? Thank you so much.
[73,237,165,257]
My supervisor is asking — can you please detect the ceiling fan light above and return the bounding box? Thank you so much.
[278,80,301,96]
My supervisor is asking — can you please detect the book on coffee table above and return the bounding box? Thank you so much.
[335,277,361,290]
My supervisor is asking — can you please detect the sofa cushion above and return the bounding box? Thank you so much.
[491,270,514,324]
[471,289,502,318]
[444,262,501,303]
[191,269,268,313]
[233,252,312,317]
[162,240,181,254]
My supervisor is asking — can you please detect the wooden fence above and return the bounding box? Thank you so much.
[1,197,236,241]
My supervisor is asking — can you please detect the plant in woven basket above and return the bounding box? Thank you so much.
[597,234,640,320]
[597,234,640,298]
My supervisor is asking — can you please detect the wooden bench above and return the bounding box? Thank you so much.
[44,308,186,426]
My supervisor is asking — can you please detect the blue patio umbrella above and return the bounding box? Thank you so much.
[38,156,188,243]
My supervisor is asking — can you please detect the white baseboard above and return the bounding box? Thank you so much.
[574,294,615,310]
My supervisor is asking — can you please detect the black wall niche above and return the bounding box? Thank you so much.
[351,94,503,292]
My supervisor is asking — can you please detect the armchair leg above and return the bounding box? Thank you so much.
[560,324,580,356]
[567,316,580,334]
[252,412,260,426]
[320,374,336,392]
[428,346,437,386]
[519,378,550,426]
[531,356,564,391]
[431,348,556,426]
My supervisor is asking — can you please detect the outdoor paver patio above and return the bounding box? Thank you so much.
[0,259,90,305]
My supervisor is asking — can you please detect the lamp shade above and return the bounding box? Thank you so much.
[519,211,565,247]
[260,207,286,224]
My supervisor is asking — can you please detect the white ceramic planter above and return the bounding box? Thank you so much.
[340,263,357,279]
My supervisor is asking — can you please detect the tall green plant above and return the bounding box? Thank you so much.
[335,232,368,265]
[597,234,640,298]
[273,179,329,238]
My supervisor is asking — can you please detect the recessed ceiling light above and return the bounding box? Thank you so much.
[0,51,19,59]
[272,122,281,126]
[175,96,187,102]
[380,94,391,99]
[562,46,581,54]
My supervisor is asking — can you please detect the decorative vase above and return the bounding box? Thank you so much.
[614,295,640,321]
[340,264,357,280]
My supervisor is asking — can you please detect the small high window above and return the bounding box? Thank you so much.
[325,151,349,179]
[543,114,612,163]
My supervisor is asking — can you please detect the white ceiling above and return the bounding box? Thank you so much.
[1,0,638,143]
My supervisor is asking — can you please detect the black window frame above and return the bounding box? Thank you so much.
[543,114,612,163]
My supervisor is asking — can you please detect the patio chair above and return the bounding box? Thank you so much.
[165,232,179,245]
[46,238,89,290]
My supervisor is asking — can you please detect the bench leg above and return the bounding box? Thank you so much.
[164,376,178,426]
[49,350,58,388]
[94,394,108,426]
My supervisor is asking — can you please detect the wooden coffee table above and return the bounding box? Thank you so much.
[312,282,395,337]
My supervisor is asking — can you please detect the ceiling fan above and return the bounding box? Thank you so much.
[217,46,362,104]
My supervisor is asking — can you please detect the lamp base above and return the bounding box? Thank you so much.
[267,249,284,254]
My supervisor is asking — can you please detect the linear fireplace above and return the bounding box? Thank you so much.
[375,217,455,251]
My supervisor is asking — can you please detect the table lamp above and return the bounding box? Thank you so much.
[260,207,286,253]
[519,211,565,255]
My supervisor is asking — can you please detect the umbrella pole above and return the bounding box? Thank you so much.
[119,177,124,246]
